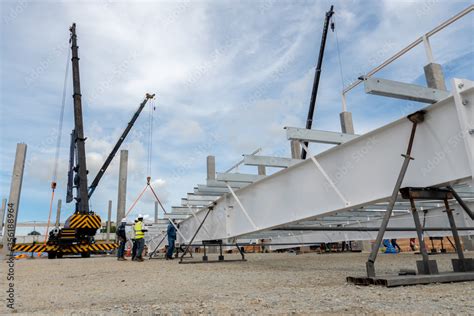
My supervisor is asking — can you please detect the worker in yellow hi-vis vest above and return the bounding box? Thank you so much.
[131,218,138,260]
[134,214,148,262]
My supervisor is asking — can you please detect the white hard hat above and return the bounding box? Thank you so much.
[121,218,127,223]
[138,214,143,218]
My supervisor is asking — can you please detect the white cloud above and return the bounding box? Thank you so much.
[158,118,204,144]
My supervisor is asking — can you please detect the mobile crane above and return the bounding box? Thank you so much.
[12,23,155,259]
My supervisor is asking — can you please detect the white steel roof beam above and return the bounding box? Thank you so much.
[206,179,248,188]
[186,194,218,202]
[215,172,264,183]
[364,77,450,103]
[285,127,359,145]
[182,199,213,207]
[193,190,223,196]
[171,206,202,213]
[243,155,303,168]
[177,79,474,242]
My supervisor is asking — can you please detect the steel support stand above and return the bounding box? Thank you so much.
[409,198,434,274]
[148,234,167,259]
[236,243,246,260]
[187,205,212,238]
[447,186,474,220]
[444,199,468,272]
[179,206,213,263]
[366,111,425,278]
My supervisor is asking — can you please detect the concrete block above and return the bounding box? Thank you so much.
[424,63,447,91]
[257,165,266,176]
[207,156,216,180]
[290,140,300,159]
[116,150,128,225]
[2,143,27,253]
[339,111,355,134]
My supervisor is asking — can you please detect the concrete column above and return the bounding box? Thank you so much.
[207,155,216,180]
[339,111,355,134]
[424,63,447,91]
[2,143,27,252]
[116,150,128,226]
[257,165,266,176]
[154,201,159,224]
[0,198,6,237]
[55,199,62,227]
[290,140,301,159]
[106,200,112,242]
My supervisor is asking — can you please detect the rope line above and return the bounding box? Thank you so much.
[41,48,71,253]
[52,48,71,183]
[148,184,168,214]
[146,99,155,176]
[125,184,148,218]
[42,189,55,249]
[332,14,346,93]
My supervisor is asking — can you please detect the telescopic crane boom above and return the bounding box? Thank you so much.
[69,23,91,213]
[301,5,334,159]
[88,93,155,198]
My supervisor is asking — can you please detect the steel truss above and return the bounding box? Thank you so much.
[176,79,474,245]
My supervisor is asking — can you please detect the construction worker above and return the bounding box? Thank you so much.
[116,218,127,261]
[131,218,138,261]
[134,214,147,262]
[391,239,402,253]
[166,219,177,260]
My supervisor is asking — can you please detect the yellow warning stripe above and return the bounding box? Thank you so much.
[69,215,102,229]
[12,243,118,253]
[69,214,83,226]
[90,215,102,227]
[12,244,59,252]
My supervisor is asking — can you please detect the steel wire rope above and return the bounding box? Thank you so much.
[41,48,71,251]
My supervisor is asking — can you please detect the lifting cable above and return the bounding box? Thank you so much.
[42,48,71,248]
[332,14,345,91]
[146,98,155,177]
[124,95,160,219]
[331,13,348,113]
[124,97,184,239]
[124,182,168,217]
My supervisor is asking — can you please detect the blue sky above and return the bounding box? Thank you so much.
[0,0,473,232]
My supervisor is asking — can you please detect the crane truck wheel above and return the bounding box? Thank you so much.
[48,252,57,259]
[81,251,91,258]
[56,252,64,259]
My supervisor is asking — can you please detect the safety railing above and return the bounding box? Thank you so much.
[341,5,473,111]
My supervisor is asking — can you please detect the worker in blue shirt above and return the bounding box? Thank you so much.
[116,218,127,261]
[166,219,177,260]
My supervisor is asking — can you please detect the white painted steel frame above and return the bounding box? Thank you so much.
[364,77,450,103]
[243,155,302,168]
[265,202,474,250]
[285,127,359,144]
[178,79,474,243]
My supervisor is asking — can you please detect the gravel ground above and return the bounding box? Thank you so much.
[1,251,473,315]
